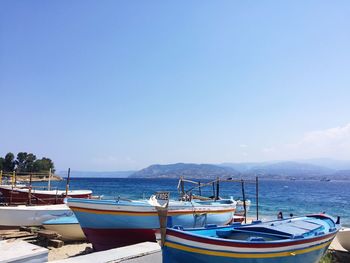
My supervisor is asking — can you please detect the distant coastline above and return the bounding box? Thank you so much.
[16,174,63,182]
[58,170,135,179]
[59,159,350,181]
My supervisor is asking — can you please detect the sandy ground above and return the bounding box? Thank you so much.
[48,242,93,261]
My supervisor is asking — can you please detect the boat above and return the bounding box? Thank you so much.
[337,227,350,251]
[177,177,252,221]
[235,199,251,216]
[0,204,73,228]
[0,184,92,205]
[43,215,86,241]
[162,214,340,263]
[67,197,236,251]
[0,169,92,205]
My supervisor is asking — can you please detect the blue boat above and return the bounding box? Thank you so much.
[67,197,236,250]
[162,214,340,263]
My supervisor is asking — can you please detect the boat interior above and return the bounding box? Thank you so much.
[175,215,337,242]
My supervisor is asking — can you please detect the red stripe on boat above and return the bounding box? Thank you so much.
[167,229,334,248]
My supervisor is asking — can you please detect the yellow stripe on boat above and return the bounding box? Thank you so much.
[164,240,332,258]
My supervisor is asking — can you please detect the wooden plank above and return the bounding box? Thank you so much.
[1,231,35,239]
[48,239,64,248]
[37,229,59,239]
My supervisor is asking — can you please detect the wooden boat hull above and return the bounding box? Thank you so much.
[44,223,86,241]
[43,216,86,241]
[83,228,156,250]
[163,214,340,263]
[0,204,72,227]
[337,227,350,251]
[68,198,236,251]
[0,185,92,205]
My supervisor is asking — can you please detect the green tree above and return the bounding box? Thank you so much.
[33,157,55,173]
[3,152,15,172]
[16,152,28,172]
[0,157,4,171]
[24,153,37,172]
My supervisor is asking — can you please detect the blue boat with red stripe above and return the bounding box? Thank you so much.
[162,214,340,263]
[67,197,236,251]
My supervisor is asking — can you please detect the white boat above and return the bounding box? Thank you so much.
[235,199,251,213]
[337,227,350,251]
[0,204,73,228]
[43,215,86,241]
[0,239,48,263]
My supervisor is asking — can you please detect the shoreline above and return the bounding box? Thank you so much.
[2,175,64,183]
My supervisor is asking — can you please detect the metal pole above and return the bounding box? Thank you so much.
[198,181,201,196]
[48,168,52,191]
[0,170,2,185]
[28,173,33,205]
[180,177,185,199]
[14,171,17,187]
[212,182,215,200]
[256,176,259,220]
[65,168,71,196]
[216,177,220,200]
[12,171,15,187]
[241,179,247,224]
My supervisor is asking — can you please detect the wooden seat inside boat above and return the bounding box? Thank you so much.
[214,218,328,241]
[216,229,290,241]
[234,219,324,238]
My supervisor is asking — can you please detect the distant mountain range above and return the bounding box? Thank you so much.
[219,161,335,179]
[129,163,239,179]
[129,159,350,180]
[60,159,350,180]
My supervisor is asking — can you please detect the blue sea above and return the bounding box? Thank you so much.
[34,178,350,227]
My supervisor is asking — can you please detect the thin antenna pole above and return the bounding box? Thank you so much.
[28,173,33,205]
[241,179,247,224]
[48,168,52,191]
[12,171,15,187]
[216,177,220,200]
[65,168,71,196]
[180,177,185,199]
[212,182,215,200]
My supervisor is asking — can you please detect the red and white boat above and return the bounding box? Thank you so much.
[0,185,92,205]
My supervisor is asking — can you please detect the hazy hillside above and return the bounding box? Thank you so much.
[58,170,135,178]
[130,160,350,180]
[130,163,239,179]
[250,162,331,177]
[295,158,350,170]
[58,159,350,180]
[331,170,350,180]
[221,161,336,177]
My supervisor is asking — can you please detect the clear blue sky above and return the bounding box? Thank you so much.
[1,1,350,171]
